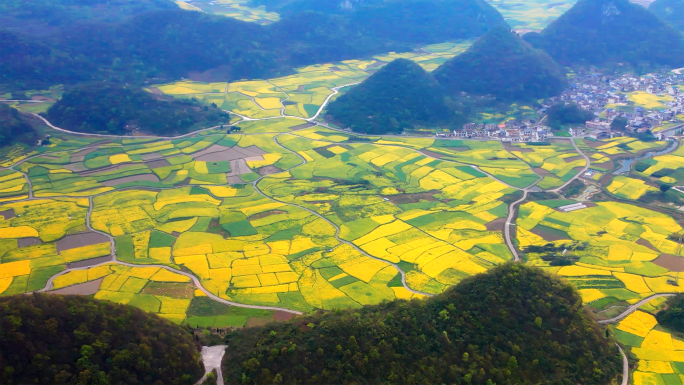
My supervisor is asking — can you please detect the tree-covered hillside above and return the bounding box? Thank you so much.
[1,0,507,91]
[524,0,684,66]
[656,293,684,334]
[45,84,231,135]
[433,27,567,101]
[649,0,684,32]
[0,0,177,36]
[0,104,39,146]
[0,293,203,385]
[327,59,449,134]
[547,103,595,130]
[221,264,622,384]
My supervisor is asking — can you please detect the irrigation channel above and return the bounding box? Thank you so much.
[612,138,679,174]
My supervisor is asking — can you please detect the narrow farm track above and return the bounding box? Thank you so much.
[549,138,590,193]
[617,344,629,385]
[597,293,676,324]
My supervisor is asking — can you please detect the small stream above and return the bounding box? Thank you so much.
[612,139,679,175]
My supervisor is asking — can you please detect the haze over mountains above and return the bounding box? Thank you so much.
[524,0,684,66]
[0,0,505,90]
[649,0,684,32]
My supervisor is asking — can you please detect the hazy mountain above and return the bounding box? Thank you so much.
[0,0,178,36]
[433,27,567,101]
[524,0,684,66]
[649,0,684,31]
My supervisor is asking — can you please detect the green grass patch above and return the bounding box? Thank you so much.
[149,230,176,248]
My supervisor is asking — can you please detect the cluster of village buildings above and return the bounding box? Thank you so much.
[441,70,684,142]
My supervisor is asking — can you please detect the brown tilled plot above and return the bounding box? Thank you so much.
[56,232,110,252]
[50,277,105,295]
[652,254,684,272]
[18,237,42,247]
[0,209,15,220]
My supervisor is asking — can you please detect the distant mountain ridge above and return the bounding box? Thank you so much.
[649,0,684,31]
[524,0,684,66]
[326,58,449,134]
[0,0,507,91]
[433,27,567,101]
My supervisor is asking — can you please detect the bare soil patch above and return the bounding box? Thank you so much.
[57,232,110,252]
[485,218,506,232]
[274,310,297,321]
[599,161,615,172]
[258,165,282,176]
[533,167,551,177]
[18,237,42,247]
[101,174,160,187]
[329,67,341,71]
[227,176,245,184]
[67,255,113,269]
[144,159,170,169]
[420,149,447,159]
[384,191,439,204]
[147,87,163,95]
[0,209,15,220]
[141,152,164,161]
[583,140,605,149]
[246,317,273,327]
[583,202,598,208]
[226,159,250,177]
[171,231,181,237]
[653,254,684,272]
[194,145,266,162]
[296,85,305,92]
[637,238,659,251]
[64,162,88,172]
[563,155,584,163]
[50,278,104,295]
[248,210,286,221]
[141,282,194,299]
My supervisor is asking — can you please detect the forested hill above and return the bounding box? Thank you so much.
[0,0,177,36]
[0,293,203,385]
[0,104,39,146]
[1,0,507,90]
[432,27,567,101]
[326,59,448,134]
[221,264,622,384]
[524,0,684,66]
[649,0,684,32]
[45,84,231,135]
